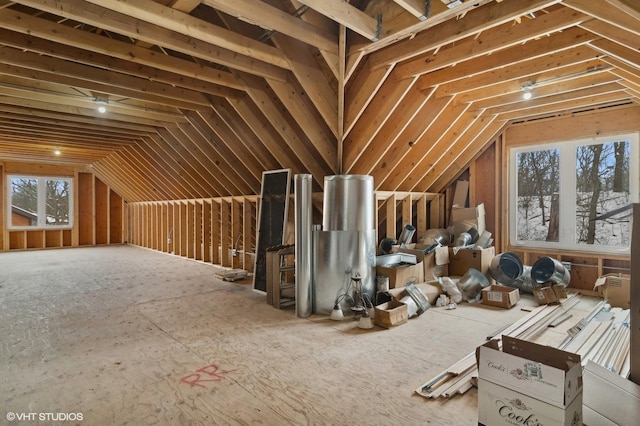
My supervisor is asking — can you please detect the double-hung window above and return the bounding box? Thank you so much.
[509,133,638,253]
[7,175,73,229]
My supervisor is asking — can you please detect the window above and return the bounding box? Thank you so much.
[7,175,73,229]
[510,133,638,253]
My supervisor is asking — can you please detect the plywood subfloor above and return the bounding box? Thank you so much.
[0,246,598,425]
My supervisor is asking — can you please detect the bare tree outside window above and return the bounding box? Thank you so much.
[576,141,630,247]
[512,134,635,252]
[9,176,72,228]
[46,179,71,226]
[516,149,560,242]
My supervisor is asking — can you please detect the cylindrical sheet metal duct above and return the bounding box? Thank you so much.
[489,252,524,285]
[397,224,416,246]
[322,175,374,231]
[510,265,535,294]
[312,229,376,315]
[531,257,571,287]
[295,174,313,318]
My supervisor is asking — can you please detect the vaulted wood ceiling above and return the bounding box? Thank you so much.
[0,0,638,202]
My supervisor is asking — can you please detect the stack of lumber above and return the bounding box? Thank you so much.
[416,294,631,399]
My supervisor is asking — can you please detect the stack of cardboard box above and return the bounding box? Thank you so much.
[477,336,583,425]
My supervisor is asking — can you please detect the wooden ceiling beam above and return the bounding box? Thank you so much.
[435,46,603,98]
[155,127,228,197]
[180,111,259,193]
[370,0,563,70]
[484,81,626,115]
[353,0,494,56]
[452,57,609,105]
[416,27,598,89]
[381,101,470,191]
[173,120,254,195]
[580,17,640,52]
[186,109,263,187]
[267,76,337,168]
[0,114,144,140]
[589,38,640,69]
[203,0,338,54]
[343,69,419,169]
[344,58,393,137]
[0,104,157,134]
[563,0,640,36]
[295,0,380,41]
[348,87,432,177]
[271,34,339,138]
[96,150,170,201]
[412,111,501,192]
[372,94,454,190]
[392,0,432,21]
[0,29,243,96]
[494,91,633,122]
[606,0,640,21]
[226,95,313,183]
[0,8,244,90]
[236,71,334,179]
[396,6,590,79]
[428,117,508,194]
[0,52,210,111]
[78,0,290,71]
[132,136,201,198]
[207,97,280,172]
[0,90,184,126]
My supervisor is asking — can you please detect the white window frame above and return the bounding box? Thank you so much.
[7,175,74,230]
[509,132,639,254]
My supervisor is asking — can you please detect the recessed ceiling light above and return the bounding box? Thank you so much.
[54,149,61,156]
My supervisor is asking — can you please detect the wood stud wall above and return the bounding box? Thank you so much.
[129,191,444,271]
[128,196,259,271]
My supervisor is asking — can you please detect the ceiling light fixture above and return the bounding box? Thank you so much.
[54,148,61,156]
[95,98,108,113]
[521,81,535,100]
[518,65,611,102]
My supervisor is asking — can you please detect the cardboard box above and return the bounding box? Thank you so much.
[532,286,559,305]
[552,284,568,300]
[593,273,630,309]
[373,300,408,328]
[414,282,442,305]
[478,379,583,426]
[448,246,495,277]
[481,285,520,309]
[451,203,485,234]
[376,261,424,289]
[397,245,449,280]
[477,336,582,408]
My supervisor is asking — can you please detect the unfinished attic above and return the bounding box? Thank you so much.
[1,0,639,424]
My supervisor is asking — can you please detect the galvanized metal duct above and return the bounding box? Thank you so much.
[294,174,313,318]
[322,175,374,231]
[313,175,376,315]
[531,257,571,287]
[488,252,535,294]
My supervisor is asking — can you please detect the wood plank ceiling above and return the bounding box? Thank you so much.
[0,0,638,202]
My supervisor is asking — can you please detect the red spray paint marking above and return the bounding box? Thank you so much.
[179,364,237,388]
